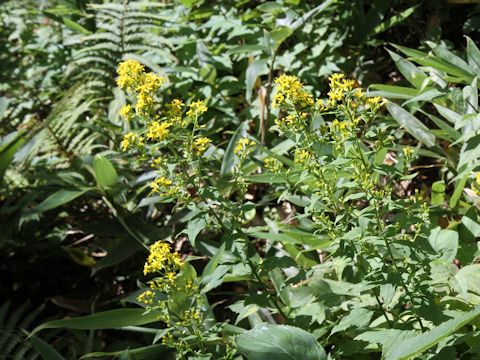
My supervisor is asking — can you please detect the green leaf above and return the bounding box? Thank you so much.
[62,246,96,267]
[372,5,417,36]
[384,305,480,360]
[330,308,373,335]
[221,121,249,175]
[235,324,327,360]
[386,102,436,147]
[0,131,26,182]
[387,49,427,89]
[428,227,458,262]
[93,156,119,189]
[246,59,268,102]
[431,180,446,205]
[29,335,65,360]
[183,214,207,247]
[30,309,159,337]
[33,189,89,213]
[450,174,468,208]
[466,36,480,74]
[81,344,174,359]
[368,84,419,99]
[269,27,293,46]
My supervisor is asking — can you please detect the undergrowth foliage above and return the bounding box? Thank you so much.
[88,59,480,359]
[3,1,480,359]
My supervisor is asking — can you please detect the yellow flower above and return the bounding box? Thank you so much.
[327,87,344,105]
[273,74,314,109]
[234,138,255,156]
[294,148,313,165]
[338,79,355,92]
[150,176,173,192]
[150,157,166,169]
[475,172,480,187]
[116,59,145,91]
[143,241,182,275]
[186,100,208,118]
[403,146,414,157]
[120,132,143,152]
[192,137,212,155]
[119,104,133,121]
[146,121,172,141]
[137,290,155,305]
[135,72,164,95]
[366,96,383,108]
[166,99,184,118]
[135,93,155,114]
[328,73,345,88]
[264,157,282,173]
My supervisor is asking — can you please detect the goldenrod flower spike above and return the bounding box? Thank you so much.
[234,138,255,157]
[192,137,212,155]
[273,74,314,109]
[116,59,145,91]
[143,241,182,275]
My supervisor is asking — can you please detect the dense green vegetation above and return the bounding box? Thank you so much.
[2,0,480,359]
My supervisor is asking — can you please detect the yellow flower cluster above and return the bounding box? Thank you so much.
[119,104,133,121]
[403,146,415,157]
[116,59,165,115]
[234,138,255,157]
[150,176,180,197]
[120,132,143,152]
[146,120,172,141]
[116,59,145,91]
[192,137,212,155]
[137,289,154,305]
[476,172,480,186]
[294,148,314,166]
[264,157,282,173]
[273,74,314,109]
[166,99,184,120]
[143,241,182,275]
[186,100,208,118]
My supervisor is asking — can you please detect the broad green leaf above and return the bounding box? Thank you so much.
[428,227,458,262]
[428,41,473,76]
[29,335,65,360]
[393,44,474,81]
[466,36,480,74]
[453,265,480,304]
[245,59,268,102]
[384,305,480,360]
[386,102,436,147]
[33,189,89,213]
[434,104,462,125]
[235,324,327,360]
[269,27,293,46]
[93,156,119,189]
[387,50,427,89]
[221,121,249,175]
[330,308,373,335]
[369,84,419,99]
[183,214,207,247]
[30,309,159,337]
